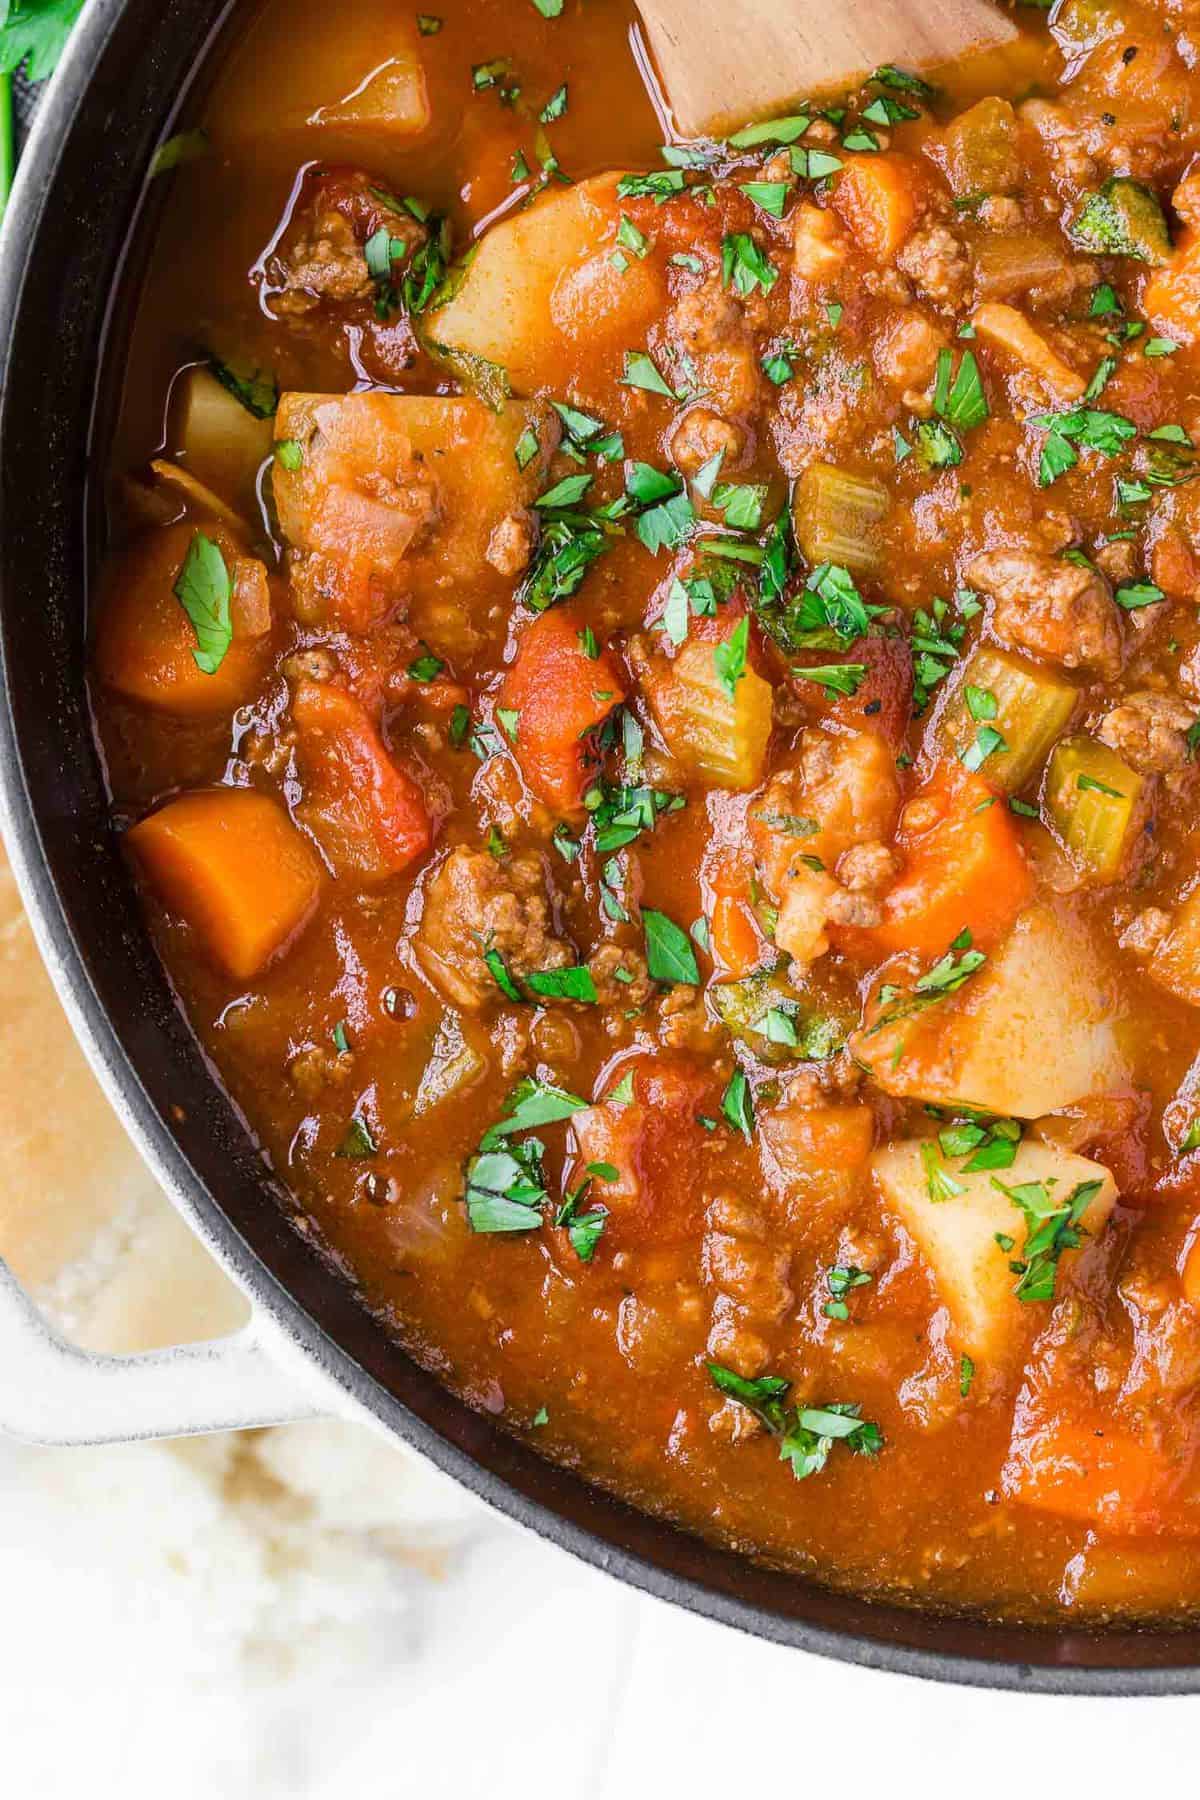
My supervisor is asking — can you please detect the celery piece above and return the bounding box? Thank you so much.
[710,970,848,1066]
[793,463,890,577]
[941,97,1019,200]
[941,648,1077,793]
[1045,735,1145,882]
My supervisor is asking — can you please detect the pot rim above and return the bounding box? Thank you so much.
[1,0,1198,1695]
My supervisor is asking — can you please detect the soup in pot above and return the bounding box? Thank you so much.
[92,0,1200,1624]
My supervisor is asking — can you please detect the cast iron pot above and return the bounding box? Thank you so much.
[0,0,1197,1693]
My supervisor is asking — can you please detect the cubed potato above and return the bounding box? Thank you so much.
[94,520,273,715]
[214,5,429,145]
[872,1138,1117,1363]
[1150,888,1200,1006]
[853,905,1129,1119]
[168,367,274,520]
[272,391,554,630]
[641,637,774,790]
[426,174,666,398]
[759,1098,875,1228]
[972,302,1087,402]
[127,789,323,979]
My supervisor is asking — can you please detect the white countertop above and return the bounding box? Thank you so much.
[0,1420,1195,1798]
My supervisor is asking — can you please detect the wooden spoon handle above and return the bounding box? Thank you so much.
[638,0,1016,138]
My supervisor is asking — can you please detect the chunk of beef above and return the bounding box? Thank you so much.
[895,225,971,310]
[485,509,537,577]
[414,847,571,1009]
[703,1192,792,1389]
[272,208,373,316]
[265,169,427,321]
[750,731,901,965]
[967,547,1124,680]
[1098,690,1196,775]
[668,406,746,482]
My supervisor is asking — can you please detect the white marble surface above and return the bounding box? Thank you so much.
[0,1420,1197,1799]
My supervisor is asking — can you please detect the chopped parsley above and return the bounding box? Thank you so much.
[173,531,232,675]
[993,1175,1102,1303]
[721,233,779,296]
[720,1066,754,1138]
[643,908,700,984]
[707,1364,883,1480]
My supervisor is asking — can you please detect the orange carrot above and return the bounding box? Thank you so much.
[833,154,920,263]
[842,762,1032,960]
[706,858,764,978]
[94,521,272,715]
[1004,1407,1178,1535]
[127,789,322,979]
[497,605,626,813]
[291,680,433,880]
[1183,1230,1200,1311]
[1144,229,1200,344]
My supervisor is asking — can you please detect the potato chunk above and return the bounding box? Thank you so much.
[127,789,323,979]
[272,392,552,629]
[169,367,273,520]
[872,1138,1117,1363]
[426,175,665,398]
[215,7,429,145]
[854,905,1128,1118]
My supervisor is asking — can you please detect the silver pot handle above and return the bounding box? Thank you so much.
[0,1254,327,1444]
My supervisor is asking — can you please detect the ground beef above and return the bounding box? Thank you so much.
[656,985,720,1052]
[837,841,900,894]
[895,226,972,308]
[270,209,373,317]
[587,943,652,1007]
[967,547,1124,680]
[1098,690,1196,774]
[668,407,746,481]
[414,848,572,1009]
[485,509,537,577]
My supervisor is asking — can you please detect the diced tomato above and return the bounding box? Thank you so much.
[791,632,914,752]
[496,605,625,813]
[569,1058,716,1248]
[838,760,1033,960]
[291,680,433,880]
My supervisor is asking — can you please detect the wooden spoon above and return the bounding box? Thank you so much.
[637,0,1017,139]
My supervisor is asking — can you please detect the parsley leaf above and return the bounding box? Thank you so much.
[643,908,700,984]
[712,615,750,699]
[173,531,232,674]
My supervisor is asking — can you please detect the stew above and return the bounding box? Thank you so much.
[93,0,1200,1624]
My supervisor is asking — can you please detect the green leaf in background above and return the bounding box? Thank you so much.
[0,0,86,82]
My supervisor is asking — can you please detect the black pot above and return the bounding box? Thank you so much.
[1,0,1196,1692]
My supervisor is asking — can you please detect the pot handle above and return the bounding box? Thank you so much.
[0,1254,327,1445]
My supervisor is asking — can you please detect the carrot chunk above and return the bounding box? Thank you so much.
[833,154,920,263]
[1003,1402,1183,1535]
[1144,229,1200,344]
[94,520,272,715]
[127,789,322,979]
[706,857,764,978]
[496,606,625,813]
[843,762,1033,960]
[291,680,433,880]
